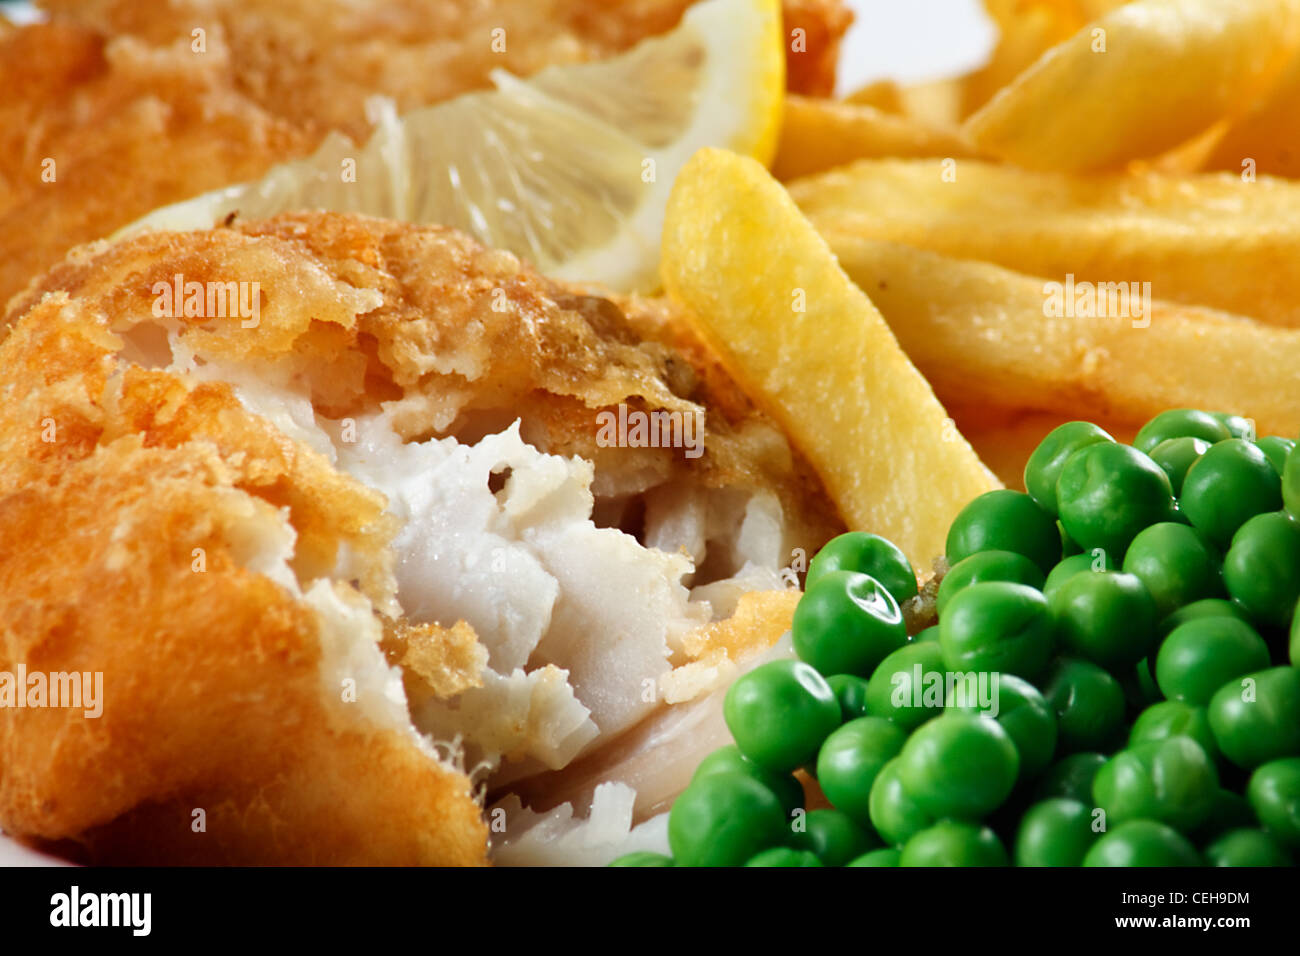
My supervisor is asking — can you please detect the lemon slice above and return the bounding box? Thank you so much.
[117,0,783,292]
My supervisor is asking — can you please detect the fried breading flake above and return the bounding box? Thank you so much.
[384,619,488,703]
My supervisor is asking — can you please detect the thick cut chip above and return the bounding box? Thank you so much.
[1204,50,1300,178]
[772,95,977,181]
[660,148,1000,567]
[963,1,1085,117]
[846,77,965,130]
[790,159,1300,327]
[966,0,1300,171]
[825,233,1300,440]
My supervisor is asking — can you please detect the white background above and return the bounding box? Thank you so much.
[837,0,997,93]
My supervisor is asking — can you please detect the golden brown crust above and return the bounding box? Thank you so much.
[39,727,491,866]
[782,0,854,97]
[0,286,487,864]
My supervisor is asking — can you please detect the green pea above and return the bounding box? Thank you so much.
[897,714,1019,819]
[912,625,940,643]
[1060,521,1083,557]
[1180,439,1282,550]
[816,717,907,824]
[946,489,1061,575]
[947,673,1056,781]
[1015,798,1098,866]
[1155,617,1270,706]
[1135,409,1232,455]
[693,745,805,819]
[792,571,907,677]
[1042,550,1116,603]
[1208,666,1300,769]
[1204,829,1292,867]
[1034,752,1108,804]
[1256,436,1295,476]
[1048,569,1157,671]
[1042,658,1126,753]
[1223,511,1300,628]
[1129,701,1220,765]
[1056,443,1176,558]
[1158,597,1248,639]
[1283,435,1300,519]
[1122,522,1223,620]
[1083,820,1201,867]
[806,532,918,603]
[748,853,816,868]
[899,821,1008,867]
[791,808,879,866]
[723,660,840,773]
[826,674,870,722]
[936,550,1045,616]
[1247,757,1300,848]
[1130,655,1162,708]
[1293,606,1300,666]
[1024,421,1115,515]
[668,772,789,867]
[939,581,1057,682]
[1149,436,1212,496]
[1210,412,1256,440]
[846,847,901,866]
[1191,789,1257,844]
[609,851,674,866]
[865,641,947,730]
[1092,737,1219,832]
[869,757,935,846]
[744,848,822,866]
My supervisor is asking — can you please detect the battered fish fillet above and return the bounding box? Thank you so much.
[0,0,851,308]
[0,211,842,865]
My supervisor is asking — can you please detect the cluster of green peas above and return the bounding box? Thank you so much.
[611,409,1300,867]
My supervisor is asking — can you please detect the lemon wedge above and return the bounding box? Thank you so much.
[660,148,1000,565]
[117,0,783,292]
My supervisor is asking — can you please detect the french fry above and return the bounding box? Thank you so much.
[789,158,1300,326]
[847,77,966,130]
[963,2,1083,117]
[846,79,904,113]
[661,148,1001,567]
[966,0,1300,171]
[772,96,976,180]
[1203,50,1300,178]
[823,233,1300,440]
[983,0,1128,27]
